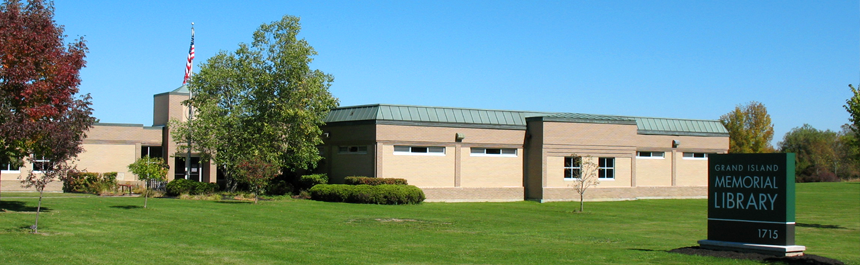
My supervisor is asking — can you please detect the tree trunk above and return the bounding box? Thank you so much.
[33,187,44,234]
[579,192,584,212]
[143,180,149,209]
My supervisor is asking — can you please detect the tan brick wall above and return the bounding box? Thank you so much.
[676,157,709,186]
[540,186,707,202]
[330,147,375,183]
[84,125,162,145]
[376,124,524,145]
[422,187,524,202]
[460,147,522,188]
[76,144,137,181]
[381,144,455,187]
[635,154,673,187]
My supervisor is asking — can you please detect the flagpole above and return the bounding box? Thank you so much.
[185,22,195,181]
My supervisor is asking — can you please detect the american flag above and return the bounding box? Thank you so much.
[182,24,195,85]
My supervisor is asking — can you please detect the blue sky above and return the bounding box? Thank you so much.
[51,0,858,146]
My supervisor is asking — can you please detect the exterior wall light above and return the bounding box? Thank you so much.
[672,140,680,148]
[456,133,466,142]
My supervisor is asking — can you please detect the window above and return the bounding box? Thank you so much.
[636,151,664,158]
[32,155,50,172]
[563,156,582,180]
[471,148,517,157]
[338,146,368,154]
[394,146,445,155]
[598,157,614,179]
[683,152,710,159]
[1,162,20,172]
[142,146,163,158]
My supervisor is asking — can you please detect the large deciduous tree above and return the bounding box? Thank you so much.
[128,156,169,209]
[720,101,775,153]
[0,0,93,231]
[171,15,338,191]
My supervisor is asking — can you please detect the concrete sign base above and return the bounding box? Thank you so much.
[698,239,806,257]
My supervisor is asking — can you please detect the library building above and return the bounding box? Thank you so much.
[1,86,729,202]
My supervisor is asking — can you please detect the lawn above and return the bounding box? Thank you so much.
[0,182,857,264]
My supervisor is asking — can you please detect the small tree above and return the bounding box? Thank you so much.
[234,156,279,204]
[128,156,168,208]
[568,154,600,212]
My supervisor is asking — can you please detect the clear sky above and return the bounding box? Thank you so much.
[51,0,858,146]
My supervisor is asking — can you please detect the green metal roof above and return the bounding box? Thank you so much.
[324,104,728,136]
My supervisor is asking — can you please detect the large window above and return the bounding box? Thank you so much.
[598,157,614,179]
[563,156,582,180]
[683,152,711,159]
[471,148,517,157]
[394,146,445,155]
[636,151,664,158]
[142,146,163,158]
[338,146,368,154]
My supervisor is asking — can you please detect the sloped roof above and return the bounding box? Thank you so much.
[324,104,728,136]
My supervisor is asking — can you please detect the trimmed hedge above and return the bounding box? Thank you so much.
[166,178,219,196]
[297,174,328,190]
[344,176,408,186]
[309,184,425,205]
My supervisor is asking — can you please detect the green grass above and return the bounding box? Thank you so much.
[0,182,857,264]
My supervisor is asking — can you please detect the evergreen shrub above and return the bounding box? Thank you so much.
[167,179,219,196]
[309,184,425,205]
[344,176,408,185]
[297,174,328,190]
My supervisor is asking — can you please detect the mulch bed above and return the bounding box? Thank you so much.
[669,246,844,265]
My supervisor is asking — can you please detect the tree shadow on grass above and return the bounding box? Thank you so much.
[0,201,51,213]
[796,223,845,229]
[109,205,143,210]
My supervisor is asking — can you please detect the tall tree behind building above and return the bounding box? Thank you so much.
[720,101,775,153]
[0,0,91,203]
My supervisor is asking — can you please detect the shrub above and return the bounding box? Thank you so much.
[166,179,218,196]
[266,179,293,196]
[344,176,408,186]
[297,174,328,190]
[309,184,425,205]
[63,172,118,194]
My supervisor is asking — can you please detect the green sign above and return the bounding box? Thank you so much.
[708,153,796,245]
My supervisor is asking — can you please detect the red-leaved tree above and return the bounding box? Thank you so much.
[235,155,279,204]
[0,0,93,232]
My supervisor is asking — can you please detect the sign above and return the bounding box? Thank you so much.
[707,153,796,245]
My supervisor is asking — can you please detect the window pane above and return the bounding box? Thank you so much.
[501,149,516,155]
[486,148,501,154]
[564,169,573,179]
[394,146,410,152]
[358,146,368,152]
[471,148,484,154]
[428,147,444,153]
[653,152,664,157]
[411,147,428,153]
[684,152,693,157]
[564,157,573,167]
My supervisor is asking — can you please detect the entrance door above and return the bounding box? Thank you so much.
[174,157,202,181]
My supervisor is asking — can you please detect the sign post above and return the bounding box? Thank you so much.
[698,153,806,256]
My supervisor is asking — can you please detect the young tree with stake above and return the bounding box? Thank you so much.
[128,156,169,209]
[567,154,600,212]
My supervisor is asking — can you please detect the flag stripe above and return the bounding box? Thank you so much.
[182,27,195,85]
